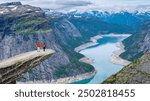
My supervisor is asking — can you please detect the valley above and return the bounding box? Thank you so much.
[0,2,150,84]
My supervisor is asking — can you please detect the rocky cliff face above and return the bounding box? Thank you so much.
[120,20,150,61]
[0,2,95,83]
[103,51,150,84]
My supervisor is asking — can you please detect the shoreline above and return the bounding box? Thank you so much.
[110,42,131,66]
[76,33,131,64]
[50,71,96,84]
[74,35,102,53]
[79,57,94,64]
[17,71,96,84]
[74,33,131,53]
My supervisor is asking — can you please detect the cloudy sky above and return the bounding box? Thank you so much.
[0,0,150,12]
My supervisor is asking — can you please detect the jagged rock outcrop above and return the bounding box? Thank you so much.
[0,49,55,84]
[0,2,42,15]
[103,51,150,84]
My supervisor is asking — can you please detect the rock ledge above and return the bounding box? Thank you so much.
[0,49,55,84]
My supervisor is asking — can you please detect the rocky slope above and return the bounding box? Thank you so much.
[0,2,95,83]
[103,51,150,84]
[120,20,150,61]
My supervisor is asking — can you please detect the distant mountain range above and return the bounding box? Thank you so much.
[67,10,150,30]
[45,9,150,36]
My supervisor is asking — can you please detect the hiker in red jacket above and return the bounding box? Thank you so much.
[42,43,46,51]
[36,42,41,52]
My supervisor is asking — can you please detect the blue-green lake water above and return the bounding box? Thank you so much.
[77,36,126,84]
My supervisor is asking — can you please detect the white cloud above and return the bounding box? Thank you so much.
[0,0,150,12]
[0,0,92,10]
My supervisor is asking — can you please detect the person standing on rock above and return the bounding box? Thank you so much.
[36,42,41,52]
[42,43,46,51]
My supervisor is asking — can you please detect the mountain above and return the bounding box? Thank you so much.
[0,2,95,83]
[66,9,150,62]
[103,51,150,84]
[65,10,150,84]
[120,20,150,61]
[66,10,150,34]
[103,14,150,84]
[68,16,132,39]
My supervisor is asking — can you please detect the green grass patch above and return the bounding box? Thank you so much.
[13,15,51,34]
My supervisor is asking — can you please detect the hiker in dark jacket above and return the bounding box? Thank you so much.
[42,43,46,51]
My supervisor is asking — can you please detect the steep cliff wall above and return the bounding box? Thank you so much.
[0,2,95,83]
[120,20,150,61]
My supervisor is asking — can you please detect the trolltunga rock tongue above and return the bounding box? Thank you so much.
[0,49,55,84]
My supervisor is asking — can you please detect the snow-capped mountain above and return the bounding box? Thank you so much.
[65,10,150,32]
[45,8,150,26]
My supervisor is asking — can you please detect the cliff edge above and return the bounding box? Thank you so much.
[0,49,55,84]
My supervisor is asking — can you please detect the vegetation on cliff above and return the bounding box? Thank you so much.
[13,15,51,34]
